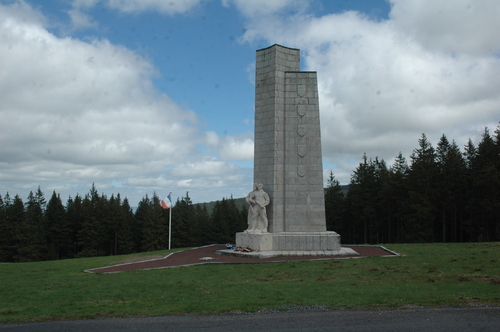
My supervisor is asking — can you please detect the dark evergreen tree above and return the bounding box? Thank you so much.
[494,123,500,239]
[227,195,247,241]
[436,135,467,242]
[346,155,387,243]
[373,158,390,243]
[238,204,249,237]
[467,128,500,241]
[9,195,25,262]
[209,196,244,244]
[76,184,101,257]
[380,152,409,243]
[192,203,213,246]
[20,190,46,261]
[0,195,5,260]
[171,192,193,248]
[45,191,69,260]
[96,192,113,256]
[463,138,478,241]
[66,194,84,258]
[347,154,371,244]
[406,133,438,242]
[133,194,149,251]
[0,194,15,261]
[325,171,345,235]
[117,197,137,254]
[136,193,169,251]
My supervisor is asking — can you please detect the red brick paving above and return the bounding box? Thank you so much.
[86,245,398,274]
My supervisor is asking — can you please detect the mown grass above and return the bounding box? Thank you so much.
[0,242,499,322]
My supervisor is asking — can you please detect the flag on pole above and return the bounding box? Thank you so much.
[161,194,172,209]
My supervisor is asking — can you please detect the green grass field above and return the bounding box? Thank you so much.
[1,242,499,323]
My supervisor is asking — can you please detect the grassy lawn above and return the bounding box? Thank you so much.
[0,242,499,322]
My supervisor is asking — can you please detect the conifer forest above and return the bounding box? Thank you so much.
[1,125,499,262]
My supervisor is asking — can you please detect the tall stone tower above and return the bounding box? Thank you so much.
[236,44,341,255]
[254,44,326,233]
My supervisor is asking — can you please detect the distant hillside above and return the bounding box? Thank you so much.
[195,197,247,214]
[195,185,350,213]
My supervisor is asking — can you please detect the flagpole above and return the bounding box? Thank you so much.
[168,192,172,250]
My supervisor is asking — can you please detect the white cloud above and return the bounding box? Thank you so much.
[68,0,205,31]
[203,131,254,161]
[105,0,204,15]
[0,1,252,204]
[222,0,309,17]
[204,131,220,147]
[170,158,247,195]
[389,0,500,55]
[72,0,101,9]
[219,136,254,161]
[171,158,238,177]
[0,14,196,166]
[67,8,98,30]
[233,0,500,185]
[0,0,47,27]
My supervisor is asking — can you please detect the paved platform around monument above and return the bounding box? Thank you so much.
[86,244,399,274]
[216,247,358,259]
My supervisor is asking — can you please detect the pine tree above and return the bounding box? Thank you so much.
[0,194,14,261]
[406,133,438,242]
[171,192,193,248]
[117,197,137,254]
[468,128,500,241]
[347,154,383,243]
[191,204,212,246]
[66,194,84,257]
[228,195,247,241]
[210,199,227,244]
[436,136,467,242]
[45,191,69,260]
[381,152,409,243]
[108,194,120,256]
[137,193,168,251]
[20,190,46,261]
[134,194,149,251]
[372,158,390,243]
[494,123,500,239]
[76,185,101,257]
[325,171,345,234]
[9,195,25,262]
[238,204,249,238]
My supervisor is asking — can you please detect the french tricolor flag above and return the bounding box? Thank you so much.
[161,194,172,209]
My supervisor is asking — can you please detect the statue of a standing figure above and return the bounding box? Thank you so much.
[245,183,270,233]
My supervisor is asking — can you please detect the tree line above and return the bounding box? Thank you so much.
[325,125,500,244]
[0,185,247,262]
[1,125,499,262]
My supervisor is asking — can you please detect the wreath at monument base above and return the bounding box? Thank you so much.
[234,247,251,252]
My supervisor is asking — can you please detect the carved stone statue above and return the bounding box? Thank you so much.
[245,183,270,233]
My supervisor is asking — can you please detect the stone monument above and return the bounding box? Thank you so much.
[227,44,353,257]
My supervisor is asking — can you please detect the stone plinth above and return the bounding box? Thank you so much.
[272,231,340,251]
[236,231,340,252]
[236,232,273,251]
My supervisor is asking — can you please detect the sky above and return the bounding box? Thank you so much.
[1,0,499,206]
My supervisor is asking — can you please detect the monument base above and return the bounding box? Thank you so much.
[217,231,357,258]
[271,231,341,251]
[235,232,273,251]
